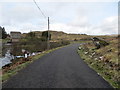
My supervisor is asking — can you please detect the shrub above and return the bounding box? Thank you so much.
[42,31,51,41]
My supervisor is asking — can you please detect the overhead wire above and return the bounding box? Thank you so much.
[33,0,47,19]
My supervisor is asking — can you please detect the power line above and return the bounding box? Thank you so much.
[33,0,46,18]
[33,0,50,50]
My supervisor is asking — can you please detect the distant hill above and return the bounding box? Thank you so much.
[21,30,91,42]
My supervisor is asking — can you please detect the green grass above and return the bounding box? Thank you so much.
[2,62,30,81]
[2,61,30,82]
[2,45,68,82]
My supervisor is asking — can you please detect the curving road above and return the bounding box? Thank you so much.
[3,43,112,88]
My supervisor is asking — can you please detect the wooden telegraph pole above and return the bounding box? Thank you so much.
[47,17,50,50]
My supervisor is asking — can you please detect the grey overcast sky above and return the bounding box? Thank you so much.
[0,0,118,35]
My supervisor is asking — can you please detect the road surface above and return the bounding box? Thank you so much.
[3,43,112,88]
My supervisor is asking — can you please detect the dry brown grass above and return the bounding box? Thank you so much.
[21,31,92,42]
[78,35,120,88]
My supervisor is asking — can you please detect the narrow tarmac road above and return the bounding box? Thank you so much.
[3,43,112,88]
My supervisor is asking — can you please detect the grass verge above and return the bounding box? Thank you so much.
[77,44,119,88]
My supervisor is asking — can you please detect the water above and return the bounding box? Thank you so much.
[0,57,12,68]
[0,50,39,68]
[0,50,14,68]
[1,42,41,68]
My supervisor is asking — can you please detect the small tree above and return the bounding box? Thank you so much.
[0,26,2,39]
[0,27,7,39]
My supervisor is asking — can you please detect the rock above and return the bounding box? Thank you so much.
[99,56,104,60]
[94,58,98,60]
[89,55,92,58]
[84,52,88,55]
[92,37,109,49]
[78,47,82,50]
[92,52,96,56]
[107,49,112,52]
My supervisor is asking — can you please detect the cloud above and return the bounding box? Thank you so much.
[30,15,118,35]
[4,23,47,33]
[91,16,118,35]
[0,2,48,33]
[49,16,118,35]
[50,23,90,34]
[68,8,90,28]
[0,5,2,25]
[1,3,45,25]
[0,2,118,35]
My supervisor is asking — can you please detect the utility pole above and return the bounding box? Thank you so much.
[47,17,50,50]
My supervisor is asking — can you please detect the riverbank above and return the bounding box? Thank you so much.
[2,45,69,82]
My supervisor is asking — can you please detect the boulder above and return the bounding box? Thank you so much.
[92,37,109,49]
